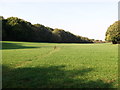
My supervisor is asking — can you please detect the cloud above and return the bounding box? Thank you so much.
[0,0,119,3]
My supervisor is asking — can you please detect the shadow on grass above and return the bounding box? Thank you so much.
[2,65,114,88]
[2,42,38,50]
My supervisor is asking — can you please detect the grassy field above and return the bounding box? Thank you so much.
[2,41,118,88]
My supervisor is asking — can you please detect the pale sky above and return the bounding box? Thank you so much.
[0,0,119,40]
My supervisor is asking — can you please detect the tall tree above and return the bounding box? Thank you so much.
[105,21,120,44]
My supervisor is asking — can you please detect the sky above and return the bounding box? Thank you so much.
[0,0,119,40]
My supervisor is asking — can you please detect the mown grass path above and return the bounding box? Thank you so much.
[2,41,118,88]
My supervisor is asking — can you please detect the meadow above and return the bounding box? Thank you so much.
[2,41,118,88]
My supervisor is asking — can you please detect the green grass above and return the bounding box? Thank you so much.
[2,41,118,88]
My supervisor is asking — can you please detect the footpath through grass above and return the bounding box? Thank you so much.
[2,41,118,88]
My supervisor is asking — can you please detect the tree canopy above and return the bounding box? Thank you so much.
[2,16,93,43]
[105,21,120,44]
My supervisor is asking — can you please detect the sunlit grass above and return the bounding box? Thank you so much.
[2,41,118,88]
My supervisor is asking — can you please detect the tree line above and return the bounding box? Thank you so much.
[1,16,93,43]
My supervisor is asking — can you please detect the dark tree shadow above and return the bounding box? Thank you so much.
[2,65,115,88]
[2,42,38,50]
